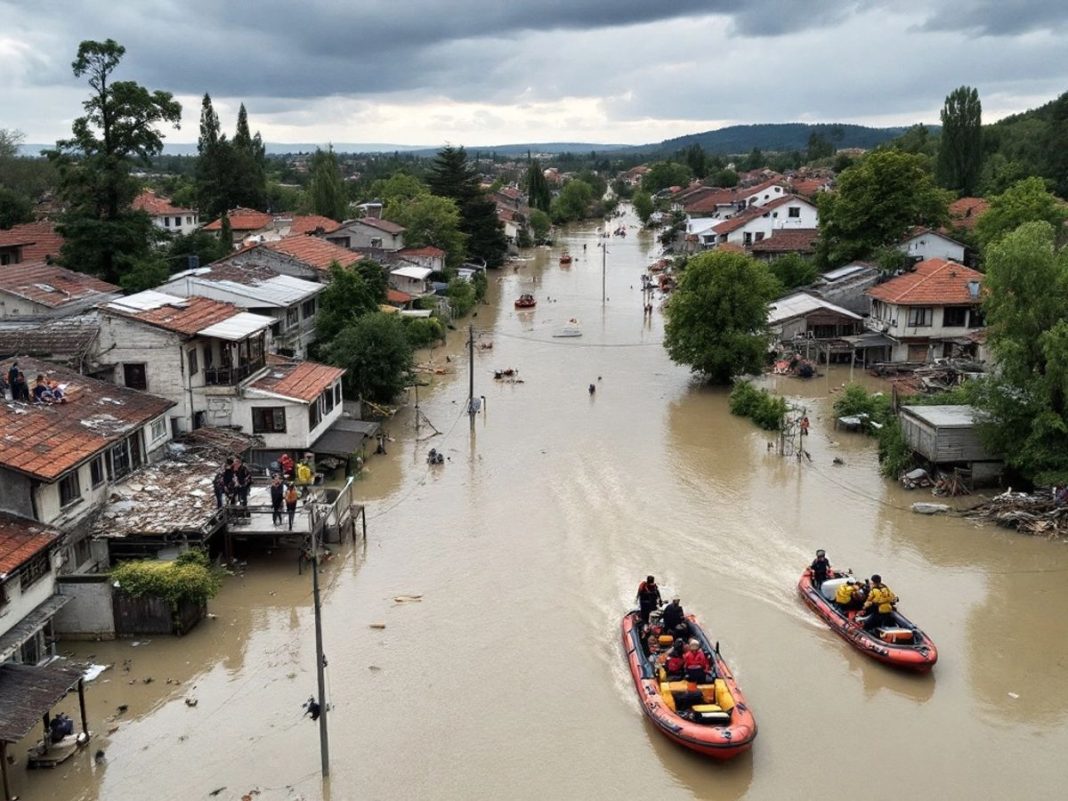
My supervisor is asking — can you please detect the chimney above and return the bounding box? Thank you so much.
[967,280,980,299]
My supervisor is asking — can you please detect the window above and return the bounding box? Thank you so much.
[20,552,51,591]
[370,237,383,248]
[309,400,321,431]
[302,299,316,319]
[59,472,81,507]
[163,217,170,227]
[334,384,342,405]
[286,307,300,329]
[321,387,334,414]
[743,232,752,246]
[90,456,106,487]
[969,307,985,328]
[150,418,167,443]
[788,207,801,218]
[187,347,199,376]
[754,232,764,242]
[907,307,933,327]
[174,216,183,227]
[123,363,148,390]
[110,432,142,480]
[252,407,287,433]
[186,216,193,225]
[943,307,968,327]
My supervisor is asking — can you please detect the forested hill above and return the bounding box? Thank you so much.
[654,123,916,155]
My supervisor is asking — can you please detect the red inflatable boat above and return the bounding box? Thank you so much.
[621,610,757,760]
[798,569,938,671]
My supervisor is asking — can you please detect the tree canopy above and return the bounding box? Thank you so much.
[313,262,383,347]
[815,149,951,267]
[386,193,467,269]
[975,177,1068,252]
[525,159,551,213]
[937,86,983,196]
[551,179,594,223]
[663,250,779,384]
[195,95,268,218]
[427,146,507,267]
[307,147,348,221]
[640,161,692,194]
[323,312,414,403]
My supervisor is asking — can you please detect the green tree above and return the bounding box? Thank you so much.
[767,253,818,290]
[386,193,467,269]
[806,132,835,162]
[323,313,413,403]
[230,104,267,210]
[632,190,654,225]
[683,144,708,179]
[977,222,1068,483]
[195,94,233,219]
[890,124,937,157]
[663,250,779,383]
[308,147,348,221]
[1042,92,1068,198]
[314,262,381,346]
[0,186,33,229]
[218,213,234,253]
[446,276,477,317]
[551,179,594,223]
[0,129,37,227]
[815,149,951,266]
[525,159,551,213]
[528,208,551,241]
[937,86,983,195]
[48,39,181,283]
[709,168,739,187]
[427,146,507,267]
[368,172,426,208]
[640,161,692,194]
[975,177,1068,251]
[356,259,388,304]
[166,229,229,271]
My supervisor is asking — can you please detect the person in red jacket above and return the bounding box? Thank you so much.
[636,575,662,629]
[683,640,711,682]
[663,641,685,680]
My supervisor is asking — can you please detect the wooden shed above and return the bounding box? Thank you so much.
[899,404,1002,483]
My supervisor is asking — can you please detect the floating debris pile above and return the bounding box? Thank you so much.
[967,489,1068,538]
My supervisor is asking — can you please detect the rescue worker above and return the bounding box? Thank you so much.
[834,578,862,611]
[636,575,662,628]
[661,597,688,639]
[861,574,899,631]
[663,641,685,680]
[682,639,711,683]
[810,549,831,588]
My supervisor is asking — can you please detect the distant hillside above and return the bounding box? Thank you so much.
[652,123,915,155]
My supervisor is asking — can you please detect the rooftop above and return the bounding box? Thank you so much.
[867,258,984,306]
[104,292,242,336]
[0,261,120,309]
[203,207,273,232]
[397,246,446,259]
[280,214,341,235]
[749,228,820,254]
[0,315,101,363]
[390,265,433,281]
[768,292,861,325]
[162,264,322,308]
[820,262,876,282]
[263,234,363,272]
[132,190,193,217]
[900,404,984,429]
[247,355,345,403]
[948,197,991,230]
[0,357,174,481]
[713,195,814,235]
[0,513,60,577]
[0,221,65,263]
[349,217,406,235]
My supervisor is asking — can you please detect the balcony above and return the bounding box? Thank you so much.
[204,357,265,386]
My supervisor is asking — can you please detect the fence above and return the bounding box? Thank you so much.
[112,591,205,637]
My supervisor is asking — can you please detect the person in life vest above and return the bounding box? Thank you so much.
[636,575,662,628]
[682,639,711,683]
[663,641,685,680]
[296,459,313,485]
[810,549,831,587]
[861,574,899,631]
[278,452,295,480]
[285,482,301,531]
[835,578,863,611]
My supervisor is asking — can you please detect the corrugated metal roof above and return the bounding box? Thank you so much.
[900,404,984,429]
[106,290,189,313]
[164,274,321,308]
[197,311,273,341]
[768,292,861,324]
[390,265,432,280]
[821,263,874,282]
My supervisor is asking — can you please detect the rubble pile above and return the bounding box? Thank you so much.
[967,489,1068,538]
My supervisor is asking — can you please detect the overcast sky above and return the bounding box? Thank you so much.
[3,0,1066,147]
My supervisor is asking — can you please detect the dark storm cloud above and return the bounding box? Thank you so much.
[917,1,1068,36]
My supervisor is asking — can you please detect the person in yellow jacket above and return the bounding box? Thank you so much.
[296,460,314,486]
[861,574,898,631]
[834,579,862,611]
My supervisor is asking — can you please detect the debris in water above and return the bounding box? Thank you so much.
[1008,692,1020,699]
[393,595,423,604]
[368,665,382,671]
[209,788,227,797]
[116,704,128,714]
[185,697,198,707]
[369,623,386,629]
[912,502,951,515]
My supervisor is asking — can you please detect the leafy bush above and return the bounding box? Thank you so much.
[404,316,445,349]
[877,418,914,478]
[832,383,893,426]
[446,277,477,317]
[111,549,223,607]
[729,381,787,430]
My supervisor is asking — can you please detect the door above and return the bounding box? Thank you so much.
[907,343,929,363]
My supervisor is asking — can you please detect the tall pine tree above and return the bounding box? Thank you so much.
[195,93,233,219]
[525,158,551,213]
[231,104,267,210]
[428,146,507,267]
[308,147,348,221]
[937,86,983,196]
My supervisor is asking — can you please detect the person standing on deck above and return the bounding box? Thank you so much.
[811,549,831,588]
[636,575,662,628]
[285,482,300,531]
[232,457,252,506]
[270,474,285,526]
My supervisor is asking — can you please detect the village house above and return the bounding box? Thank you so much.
[213,235,364,283]
[897,227,966,264]
[0,262,120,321]
[695,195,819,250]
[811,262,880,315]
[325,217,406,252]
[768,292,863,355]
[865,258,986,363]
[749,228,820,261]
[620,165,651,188]
[95,291,349,461]
[394,246,446,274]
[202,207,273,244]
[156,262,325,359]
[202,209,342,247]
[0,221,65,266]
[389,265,434,297]
[0,315,101,369]
[0,357,175,572]
[0,513,65,666]
[132,190,200,235]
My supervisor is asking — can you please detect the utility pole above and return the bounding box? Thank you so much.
[467,324,477,417]
[311,518,330,777]
[601,242,607,305]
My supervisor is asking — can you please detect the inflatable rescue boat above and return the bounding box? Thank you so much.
[798,569,938,671]
[621,610,757,760]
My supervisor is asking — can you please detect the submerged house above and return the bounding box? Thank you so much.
[899,404,1002,486]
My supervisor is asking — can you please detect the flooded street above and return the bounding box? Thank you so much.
[17,208,1068,801]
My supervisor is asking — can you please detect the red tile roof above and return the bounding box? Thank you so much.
[284,215,341,235]
[497,207,520,222]
[132,190,193,217]
[397,246,445,259]
[0,357,175,481]
[203,208,272,232]
[741,179,788,198]
[948,197,991,230]
[0,221,65,263]
[790,178,829,198]
[263,235,363,272]
[713,195,814,235]
[716,243,747,254]
[387,289,413,304]
[750,228,820,254]
[249,355,345,403]
[0,513,60,576]
[105,294,240,336]
[353,217,406,235]
[0,261,119,308]
[867,258,984,306]
[684,189,742,214]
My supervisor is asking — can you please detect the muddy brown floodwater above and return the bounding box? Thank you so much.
[15,208,1068,801]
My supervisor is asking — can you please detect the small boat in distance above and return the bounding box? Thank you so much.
[552,318,582,337]
[514,294,536,309]
[559,252,573,265]
[621,608,757,760]
[797,569,938,671]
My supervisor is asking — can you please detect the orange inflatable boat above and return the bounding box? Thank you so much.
[798,569,938,671]
[621,610,757,760]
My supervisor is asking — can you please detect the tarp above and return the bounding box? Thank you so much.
[311,418,381,457]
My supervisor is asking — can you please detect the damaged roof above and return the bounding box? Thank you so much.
[0,513,60,577]
[0,261,120,309]
[262,235,363,272]
[103,292,245,336]
[0,357,175,481]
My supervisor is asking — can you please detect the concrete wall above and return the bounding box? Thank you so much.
[54,574,115,639]
[0,292,121,321]
[0,552,59,639]
[236,380,343,451]
[899,234,965,263]
[328,221,405,252]
[723,200,819,246]
[0,468,34,519]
